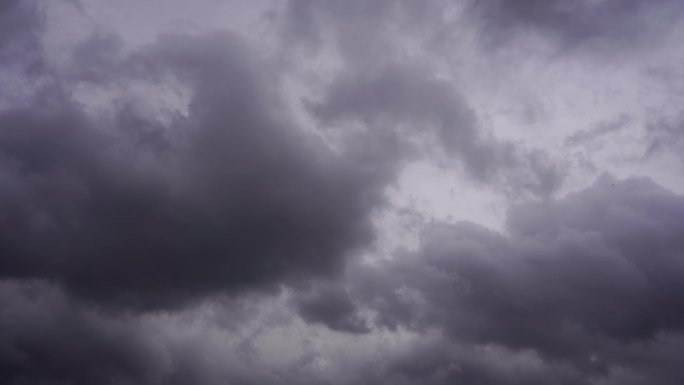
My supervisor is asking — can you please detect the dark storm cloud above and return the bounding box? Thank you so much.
[0,280,162,385]
[348,175,684,384]
[293,281,370,334]
[311,63,563,196]
[4,1,684,385]
[0,280,317,385]
[470,0,684,51]
[0,31,395,310]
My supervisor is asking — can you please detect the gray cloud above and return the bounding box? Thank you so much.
[0,280,163,385]
[645,113,684,161]
[310,63,564,196]
[0,0,38,52]
[565,115,629,147]
[470,0,684,52]
[2,1,684,384]
[360,339,587,385]
[0,0,44,76]
[340,177,684,384]
[283,0,684,61]
[281,0,568,198]
[293,281,370,334]
[0,278,591,385]
[0,280,319,385]
[283,0,441,56]
[348,175,684,383]
[0,31,395,310]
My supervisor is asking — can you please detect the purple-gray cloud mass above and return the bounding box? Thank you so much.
[0,30,393,309]
[2,0,684,384]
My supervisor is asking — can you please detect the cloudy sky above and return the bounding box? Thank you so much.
[2,0,684,384]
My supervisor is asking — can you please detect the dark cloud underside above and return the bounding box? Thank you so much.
[0,31,392,310]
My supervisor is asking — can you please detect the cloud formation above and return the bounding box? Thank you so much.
[310,62,563,196]
[2,0,684,384]
[349,176,684,383]
[470,0,684,51]
[0,31,394,310]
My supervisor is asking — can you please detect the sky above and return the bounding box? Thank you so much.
[2,0,684,384]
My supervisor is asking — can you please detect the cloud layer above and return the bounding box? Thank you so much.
[2,0,684,384]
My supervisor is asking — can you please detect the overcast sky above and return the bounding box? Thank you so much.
[2,1,684,384]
